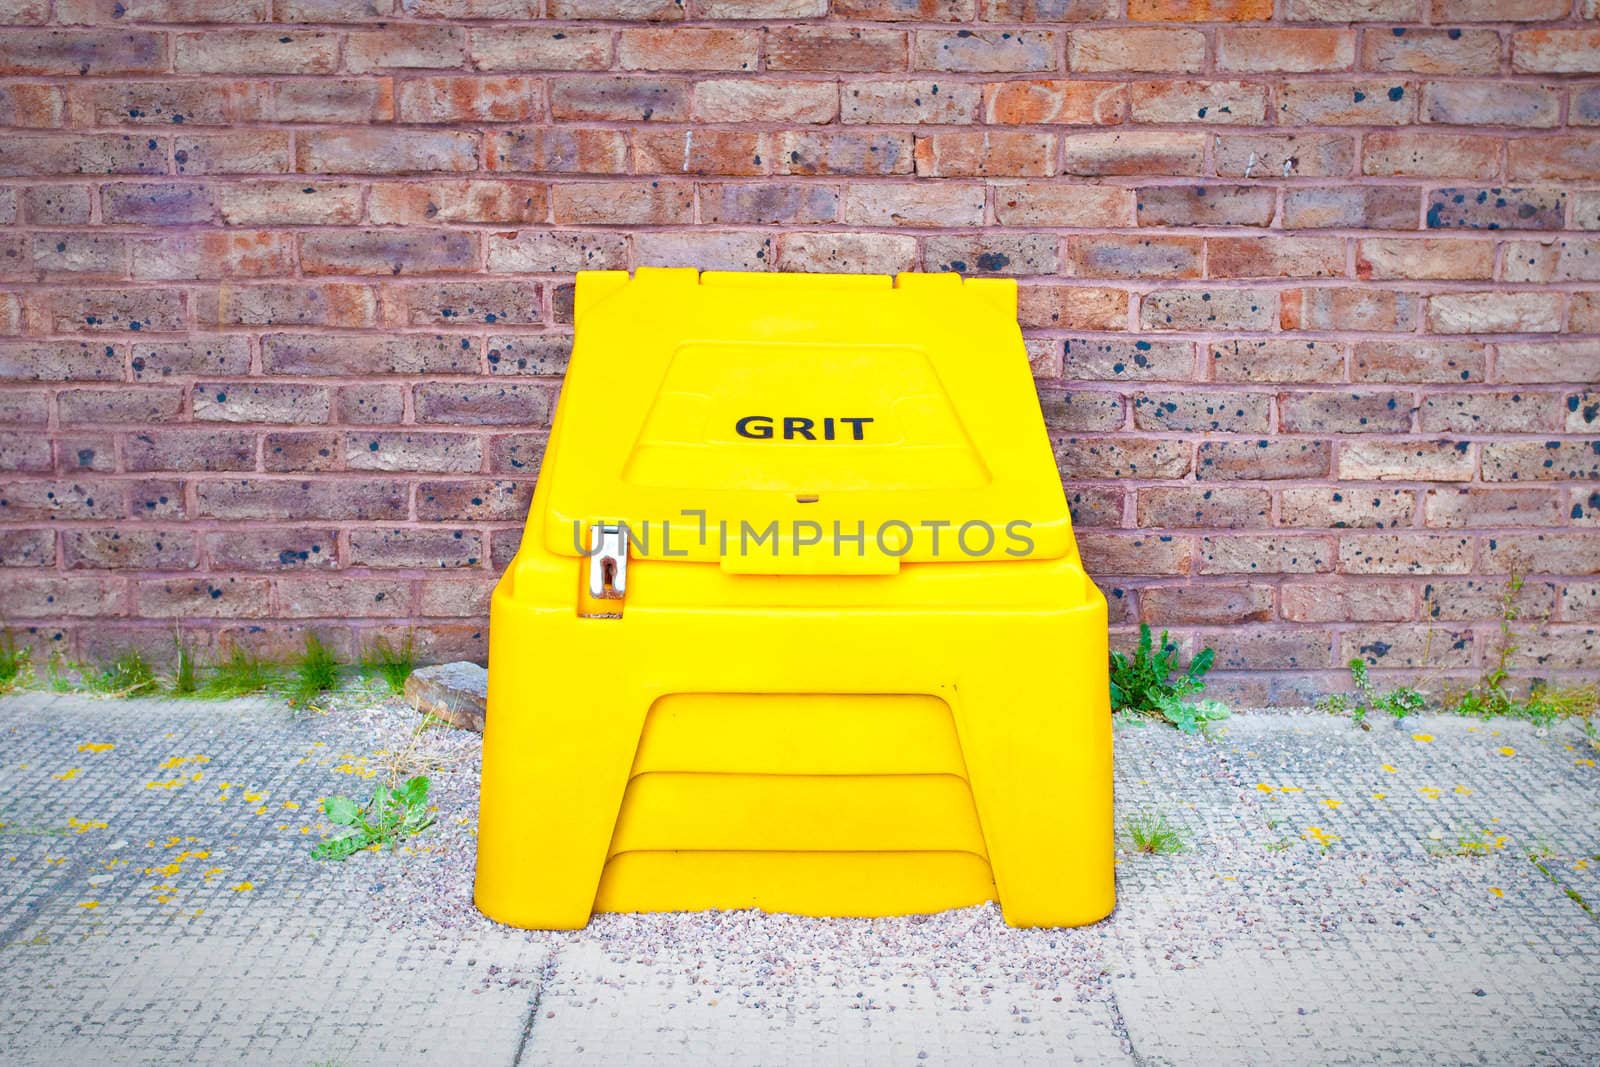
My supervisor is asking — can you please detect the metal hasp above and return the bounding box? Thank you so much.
[587,523,627,600]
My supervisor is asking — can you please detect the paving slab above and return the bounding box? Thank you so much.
[0,692,1595,1066]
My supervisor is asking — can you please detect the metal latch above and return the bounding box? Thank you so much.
[588,523,627,601]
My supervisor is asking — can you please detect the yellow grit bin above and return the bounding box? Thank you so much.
[475,268,1113,930]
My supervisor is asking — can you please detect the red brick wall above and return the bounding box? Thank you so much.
[1,1,1597,700]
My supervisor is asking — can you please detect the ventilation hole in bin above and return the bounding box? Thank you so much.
[796,494,820,504]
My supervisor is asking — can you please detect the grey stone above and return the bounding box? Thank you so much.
[403,660,487,733]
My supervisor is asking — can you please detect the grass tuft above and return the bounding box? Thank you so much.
[171,634,199,696]
[1123,812,1190,856]
[87,651,158,698]
[290,633,341,707]
[201,645,280,699]
[359,635,415,696]
[0,630,27,693]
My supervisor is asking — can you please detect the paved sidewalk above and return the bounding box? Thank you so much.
[0,691,1596,1066]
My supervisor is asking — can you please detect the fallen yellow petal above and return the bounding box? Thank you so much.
[77,743,113,754]
[1497,747,1515,757]
[1412,734,1434,743]
[1489,887,1504,898]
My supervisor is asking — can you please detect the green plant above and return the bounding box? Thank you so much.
[1318,658,1427,726]
[1122,811,1189,855]
[359,634,415,695]
[289,633,341,707]
[87,651,158,697]
[201,645,280,698]
[1448,571,1598,725]
[310,776,434,861]
[1109,624,1227,734]
[171,634,198,696]
[44,652,80,692]
[0,630,26,692]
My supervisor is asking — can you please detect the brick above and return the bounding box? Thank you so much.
[72,77,264,127]
[173,131,292,175]
[1422,81,1559,128]
[296,130,479,174]
[1069,29,1205,73]
[20,185,92,225]
[699,182,840,225]
[263,333,476,376]
[1199,535,1333,576]
[416,479,532,521]
[914,30,1057,73]
[1483,533,1600,575]
[995,183,1134,227]
[550,76,688,123]
[469,28,613,71]
[840,80,981,125]
[127,479,186,520]
[1208,237,1345,279]
[1432,0,1565,17]
[1353,340,1485,383]
[1482,440,1600,482]
[196,382,330,425]
[56,433,116,473]
[0,529,53,567]
[62,528,196,570]
[547,0,680,15]
[1424,487,1564,528]
[1217,28,1354,72]
[211,283,376,327]
[766,28,906,72]
[387,280,542,327]
[1338,439,1475,481]
[1356,238,1494,280]
[132,231,296,281]
[277,575,412,618]
[347,431,482,473]
[552,181,693,226]
[1136,185,1273,228]
[346,26,466,73]
[1129,80,1268,126]
[0,134,167,177]
[216,181,365,226]
[0,575,127,617]
[1280,289,1418,332]
[1503,238,1600,284]
[396,76,542,124]
[0,390,49,425]
[1339,623,1474,668]
[274,78,394,123]
[300,230,478,276]
[0,30,166,75]
[262,430,340,472]
[485,333,570,376]
[414,381,551,426]
[780,131,916,176]
[1282,581,1413,624]
[1139,486,1271,529]
[1059,336,1191,379]
[1513,29,1600,74]
[842,183,984,228]
[58,386,183,424]
[1572,294,1600,331]
[198,478,407,520]
[1209,338,1343,383]
[1138,584,1273,625]
[1129,0,1270,18]
[621,28,758,71]
[1055,436,1191,479]
[1426,292,1562,334]
[1425,187,1564,232]
[981,0,1116,16]
[1140,288,1276,331]
[1419,391,1563,434]
[914,132,1055,178]
[1281,390,1413,434]
[207,528,339,571]
[0,479,124,520]
[1339,533,1473,575]
[486,230,628,273]
[1363,28,1501,76]
[1067,235,1201,279]
[1560,580,1600,621]
[1077,532,1193,576]
[928,234,1058,275]
[1493,343,1600,385]
[1061,132,1205,177]
[174,31,337,74]
[42,288,186,333]
[490,433,547,475]
[335,384,404,424]
[102,183,216,226]
[1280,80,1415,126]
[0,430,51,472]
[985,80,1124,125]
[1199,440,1334,482]
[692,79,836,124]
[139,576,271,618]
[1065,487,1124,527]
[699,0,826,13]
[0,340,122,381]
[0,83,66,127]
[416,577,496,618]
[1133,391,1270,433]
[1509,135,1600,181]
[26,232,125,277]
[1567,392,1600,433]
[771,232,917,274]
[1280,487,1414,528]
[833,0,974,17]
[633,129,767,176]
[125,429,255,472]
[635,230,772,271]
[1574,86,1600,127]
[1018,288,1128,332]
[1214,133,1355,178]
[368,179,545,225]
[1363,133,1499,179]
[487,128,629,174]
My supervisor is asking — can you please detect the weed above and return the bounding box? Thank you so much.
[201,645,279,698]
[359,634,415,696]
[171,634,199,696]
[1447,571,1598,725]
[1122,811,1190,855]
[1428,826,1510,858]
[87,652,158,698]
[45,652,81,692]
[0,630,26,693]
[310,776,434,861]
[1317,658,1427,727]
[1264,838,1294,853]
[289,633,341,708]
[1109,624,1228,735]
